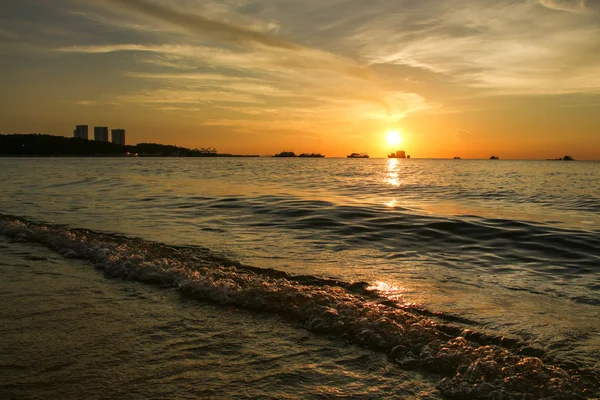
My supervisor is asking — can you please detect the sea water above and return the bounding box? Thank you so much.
[0,157,598,399]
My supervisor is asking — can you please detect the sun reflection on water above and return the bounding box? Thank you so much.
[367,281,405,301]
[384,199,397,208]
[386,176,400,186]
[387,158,398,171]
[386,158,401,186]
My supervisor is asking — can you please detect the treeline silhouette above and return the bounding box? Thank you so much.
[0,134,246,157]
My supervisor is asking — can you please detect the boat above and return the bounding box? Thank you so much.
[546,155,575,161]
[388,150,406,158]
[298,153,325,158]
[490,155,499,160]
[347,152,369,158]
[453,156,461,159]
[273,151,296,157]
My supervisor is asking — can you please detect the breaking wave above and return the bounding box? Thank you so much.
[1,214,598,399]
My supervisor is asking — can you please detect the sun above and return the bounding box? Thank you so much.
[386,130,402,147]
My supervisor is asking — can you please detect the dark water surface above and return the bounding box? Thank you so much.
[0,236,438,399]
[0,157,598,399]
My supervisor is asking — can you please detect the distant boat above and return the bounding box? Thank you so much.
[388,150,406,158]
[453,156,461,159]
[273,151,296,157]
[298,153,325,158]
[490,155,499,160]
[546,156,575,161]
[347,152,369,158]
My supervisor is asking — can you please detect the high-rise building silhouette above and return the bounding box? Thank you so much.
[94,127,109,142]
[111,129,126,146]
[73,125,88,140]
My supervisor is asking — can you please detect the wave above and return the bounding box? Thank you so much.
[190,195,600,304]
[0,213,598,399]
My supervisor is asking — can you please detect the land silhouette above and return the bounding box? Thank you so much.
[0,134,257,157]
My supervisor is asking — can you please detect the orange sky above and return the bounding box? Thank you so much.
[1,0,599,159]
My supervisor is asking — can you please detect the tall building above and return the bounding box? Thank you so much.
[111,129,126,146]
[94,127,109,142]
[73,125,88,140]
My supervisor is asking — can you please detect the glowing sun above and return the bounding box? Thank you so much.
[386,130,402,146]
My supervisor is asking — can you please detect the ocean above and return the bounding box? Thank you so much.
[0,157,598,399]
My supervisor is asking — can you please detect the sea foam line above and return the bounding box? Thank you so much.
[0,214,597,400]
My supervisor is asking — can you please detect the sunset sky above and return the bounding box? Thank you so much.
[1,0,599,158]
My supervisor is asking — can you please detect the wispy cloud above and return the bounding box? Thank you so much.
[354,1,600,94]
[76,100,97,106]
[538,0,591,13]
[0,28,18,40]
[100,0,299,50]
[67,9,161,33]
[71,0,600,95]
[55,38,428,122]
[117,88,266,105]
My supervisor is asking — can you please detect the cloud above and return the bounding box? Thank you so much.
[0,28,19,40]
[128,72,284,96]
[58,43,168,54]
[100,0,299,50]
[55,40,373,83]
[67,9,161,33]
[45,0,600,132]
[116,68,430,123]
[453,129,474,142]
[117,88,265,105]
[139,55,198,70]
[538,0,591,13]
[353,0,600,94]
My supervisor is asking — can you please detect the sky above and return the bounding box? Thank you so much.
[1,0,599,159]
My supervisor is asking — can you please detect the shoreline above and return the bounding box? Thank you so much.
[0,154,260,158]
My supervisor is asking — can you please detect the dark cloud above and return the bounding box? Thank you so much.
[103,0,301,50]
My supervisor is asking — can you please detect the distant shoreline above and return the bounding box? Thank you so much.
[1,156,595,161]
[0,134,258,157]
[0,154,260,158]
[1,134,593,160]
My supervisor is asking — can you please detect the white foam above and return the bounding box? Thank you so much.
[0,215,596,399]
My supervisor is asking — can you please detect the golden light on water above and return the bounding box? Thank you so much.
[385,199,397,208]
[386,130,402,147]
[386,176,400,186]
[367,281,405,301]
[386,158,400,186]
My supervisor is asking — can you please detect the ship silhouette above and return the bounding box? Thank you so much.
[298,153,325,158]
[388,150,406,158]
[347,152,369,158]
[273,151,296,157]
